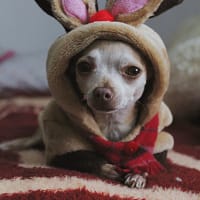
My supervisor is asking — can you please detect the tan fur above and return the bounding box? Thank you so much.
[0,22,173,164]
[47,23,170,128]
[39,101,173,162]
[43,23,173,163]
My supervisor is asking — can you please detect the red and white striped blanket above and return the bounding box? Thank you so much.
[0,104,199,200]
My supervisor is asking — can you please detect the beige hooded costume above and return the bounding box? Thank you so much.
[38,0,174,169]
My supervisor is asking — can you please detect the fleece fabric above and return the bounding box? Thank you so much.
[34,0,176,176]
[39,21,174,165]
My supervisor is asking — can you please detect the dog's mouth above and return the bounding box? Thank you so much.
[90,106,119,114]
[88,102,119,113]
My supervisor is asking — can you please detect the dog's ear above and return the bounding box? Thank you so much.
[106,0,184,26]
[35,0,98,31]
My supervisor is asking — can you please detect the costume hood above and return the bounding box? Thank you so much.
[46,0,170,139]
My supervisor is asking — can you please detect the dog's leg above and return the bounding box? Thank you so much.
[0,130,42,151]
[49,150,121,180]
[50,151,167,187]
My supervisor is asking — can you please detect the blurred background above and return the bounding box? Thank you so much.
[0,0,199,52]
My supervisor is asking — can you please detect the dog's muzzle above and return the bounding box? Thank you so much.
[91,87,117,112]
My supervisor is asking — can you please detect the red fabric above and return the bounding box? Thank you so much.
[89,10,114,23]
[90,114,164,175]
[148,160,200,193]
[0,105,200,199]
[0,189,138,200]
[0,104,40,143]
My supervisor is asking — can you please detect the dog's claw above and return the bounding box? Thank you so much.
[124,173,148,189]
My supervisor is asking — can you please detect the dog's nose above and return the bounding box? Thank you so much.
[93,87,113,102]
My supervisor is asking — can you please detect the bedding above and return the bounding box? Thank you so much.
[165,16,200,122]
[0,99,199,200]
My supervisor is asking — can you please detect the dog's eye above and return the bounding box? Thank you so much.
[77,61,94,74]
[123,66,141,78]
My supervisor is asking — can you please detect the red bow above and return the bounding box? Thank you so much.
[89,10,114,23]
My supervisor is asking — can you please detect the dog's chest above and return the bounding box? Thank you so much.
[94,111,135,141]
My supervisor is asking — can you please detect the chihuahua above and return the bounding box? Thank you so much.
[74,40,147,142]
[0,0,184,189]
[51,39,149,188]
[0,39,149,188]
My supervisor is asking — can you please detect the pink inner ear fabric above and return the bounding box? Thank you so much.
[111,0,149,17]
[61,0,88,23]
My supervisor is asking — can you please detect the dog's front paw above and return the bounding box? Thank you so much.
[124,173,148,189]
[0,139,25,151]
[100,163,121,180]
[0,141,14,151]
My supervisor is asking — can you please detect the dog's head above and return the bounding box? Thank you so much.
[44,0,176,129]
[73,40,148,113]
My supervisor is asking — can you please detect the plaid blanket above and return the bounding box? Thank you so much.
[0,104,199,200]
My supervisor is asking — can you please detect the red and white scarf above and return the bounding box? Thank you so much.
[90,114,164,176]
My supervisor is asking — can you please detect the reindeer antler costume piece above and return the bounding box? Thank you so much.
[35,0,183,30]
[35,0,184,181]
